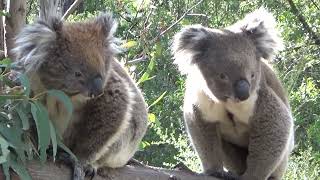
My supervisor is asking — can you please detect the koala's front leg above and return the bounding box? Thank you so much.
[240,88,293,180]
[185,105,224,174]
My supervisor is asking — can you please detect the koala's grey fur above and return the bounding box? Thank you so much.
[12,13,148,176]
[172,8,294,180]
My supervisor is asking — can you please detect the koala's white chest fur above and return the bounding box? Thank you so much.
[189,87,257,147]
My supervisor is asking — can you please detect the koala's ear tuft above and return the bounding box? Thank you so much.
[95,13,118,39]
[229,7,284,60]
[12,17,61,73]
[172,25,211,74]
[94,13,121,54]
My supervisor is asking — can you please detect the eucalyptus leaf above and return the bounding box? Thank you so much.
[49,121,58,161]
[30,102,51,163]
[137,58,155,85]
[1,162,10,180]
[16,108,30,130]
[47,90,73,122]
[18,74,31,97]
[8,154,32,180]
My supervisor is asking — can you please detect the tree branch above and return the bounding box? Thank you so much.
[3,0,27,59]
[150,0,203,44]
[287,0,320,45]
[61,0,83,20]
[0,161,220,180]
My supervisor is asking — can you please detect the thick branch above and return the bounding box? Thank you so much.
[287,0,320,45]
[4,0,27,59]
[0,161,220,180]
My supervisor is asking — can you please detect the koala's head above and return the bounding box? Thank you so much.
[12,13,119,98]
[172,8,283,102]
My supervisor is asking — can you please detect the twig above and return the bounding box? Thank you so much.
[150,0,204,44]
[61,0,83,20]
[127,55,148,65]
[287,0,320,45]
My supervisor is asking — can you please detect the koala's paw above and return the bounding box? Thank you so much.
[207,171,239,180]
[84,164,97,180]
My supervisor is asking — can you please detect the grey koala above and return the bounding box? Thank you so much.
[172,8,294,180]
[12,13,148,179]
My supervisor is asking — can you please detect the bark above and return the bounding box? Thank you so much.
[62,0,84,15]
[0,161,220,180]
[0,0,4,51]
[3,0,27,59]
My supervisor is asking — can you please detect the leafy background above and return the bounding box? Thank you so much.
[1,0,320,179]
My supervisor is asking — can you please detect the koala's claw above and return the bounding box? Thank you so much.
[208,171,239,180]
[84,164,96,180]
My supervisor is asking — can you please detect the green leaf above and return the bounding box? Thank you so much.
[16,108,30,130]
[49,121,58,161]
[47,90,73,123]
[1,162,10,180]
[148,91,167,109]
[0,124,26,163]
[137,58,156,85]
[18,74,31,97]
[0,10,10,17]
[0,135,10,164]
[0,58,11,65]
[121,40,137,49]
[148,113,156,123]
[31,102,51,163]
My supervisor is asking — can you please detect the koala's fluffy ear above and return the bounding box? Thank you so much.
[229,7,284,60]
[94,13,120,53]
[172,25,211,74]
[12,17,62,73]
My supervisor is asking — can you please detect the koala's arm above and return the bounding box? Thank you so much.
[184,105,223,174]
[69,70,146,166]
[240,85,293,180]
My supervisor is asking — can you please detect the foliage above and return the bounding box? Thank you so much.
[0,60,74,179]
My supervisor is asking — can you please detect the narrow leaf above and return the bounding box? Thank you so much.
[47,90,73,122]
[16,108,30,130]
[18,74,31,97]
[31,102,51,163]
[148,91,167,109]
[137,58,156,85]
[49,121,58,161]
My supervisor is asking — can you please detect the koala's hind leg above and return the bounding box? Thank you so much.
[221,140,247,175]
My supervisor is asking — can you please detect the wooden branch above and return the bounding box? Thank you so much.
[150,0,204,44]
[3,0,27,59]
[287,0,320,45]
[39,0,60,20]
[0,161,220,180]
[61,0,83,20]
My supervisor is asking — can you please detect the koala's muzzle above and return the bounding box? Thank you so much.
[89,76,103,97]
[234,80,250,101]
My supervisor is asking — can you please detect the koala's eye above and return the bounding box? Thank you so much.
[219,73,227,80]
[251,73,255,78]
[74,71,83,78]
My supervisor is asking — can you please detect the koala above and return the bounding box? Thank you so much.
[172,8,294,180]
[12,13,148,179]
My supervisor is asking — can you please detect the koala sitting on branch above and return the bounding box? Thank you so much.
[12,13,148,180]
[172,8,294,180]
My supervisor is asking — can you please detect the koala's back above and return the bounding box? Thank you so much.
[262,61,289,108]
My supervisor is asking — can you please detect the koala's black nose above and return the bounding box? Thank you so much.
[234,80,250,101]
[89,76,103,97]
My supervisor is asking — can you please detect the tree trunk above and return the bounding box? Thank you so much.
[0,0,4,52]
[3,0,27,59]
